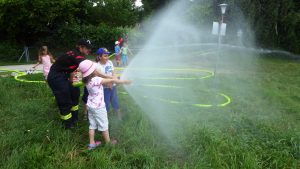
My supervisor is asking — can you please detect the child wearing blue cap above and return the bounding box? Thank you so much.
[96,48,122,119]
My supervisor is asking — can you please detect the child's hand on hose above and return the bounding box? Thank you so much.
[112,75,119,80]
[122,80,132,85]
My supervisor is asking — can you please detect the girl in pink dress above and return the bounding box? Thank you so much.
[32,46,55,79]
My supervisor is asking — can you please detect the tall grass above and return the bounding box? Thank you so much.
[0,54,299,168]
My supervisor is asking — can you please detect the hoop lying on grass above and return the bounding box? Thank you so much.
[0,68,46,83]
[0,67,232,107]
[119,67,232,107]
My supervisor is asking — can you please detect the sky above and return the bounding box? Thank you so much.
[93,0,143,7]
[135,0,143,7]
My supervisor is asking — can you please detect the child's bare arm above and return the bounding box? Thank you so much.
[96,70,114,79]
[32,56,41,68]
[32,62,40,68]
[50,55,55,63]
[102,79,131,85]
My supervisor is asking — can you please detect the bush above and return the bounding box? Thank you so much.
[53,22,129,52]
[0,42,22,61]
[81,23,128,51]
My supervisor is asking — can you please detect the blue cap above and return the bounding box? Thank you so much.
[96,48,111,55]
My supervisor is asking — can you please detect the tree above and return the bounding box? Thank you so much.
[0,0,82,45]
[141,0,171,16]
[89,0,138,27]
[0,0,298,54]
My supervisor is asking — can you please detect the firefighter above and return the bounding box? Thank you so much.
[47,39,91,129]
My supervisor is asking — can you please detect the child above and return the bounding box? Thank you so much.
[120,42,133,66]
[118,37,124,47]
[96,48,122,119]
[32,46,55,79]
[114,41,121,67]
[79,60,131,149]
[81,66,115,121]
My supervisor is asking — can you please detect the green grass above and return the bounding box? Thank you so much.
[0,50,299,169]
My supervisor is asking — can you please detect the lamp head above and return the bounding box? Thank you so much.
[219,3,228,15]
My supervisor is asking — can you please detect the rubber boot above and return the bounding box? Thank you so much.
[71,110,79,128]
[62,119,74,129]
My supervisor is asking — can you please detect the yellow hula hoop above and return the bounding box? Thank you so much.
[1,67,231,107]
[116,67,231,107]
[0,68,46,83]
[120,91,230,108]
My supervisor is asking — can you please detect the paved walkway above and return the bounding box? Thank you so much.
[0,64,42,71]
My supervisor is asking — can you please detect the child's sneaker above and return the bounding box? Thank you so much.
[109,139,118,145]
[112,139,117,145]
[87,141,101,150]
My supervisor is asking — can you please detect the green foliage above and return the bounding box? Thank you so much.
[0,0,299,58]
[0,0,82,45]
[88,0,138,27]
[0,0,138,54]
[0,42,22,60]
[54,22,129,51]
[182,0,300,53]
[125,151,154,168]
[81,24,125,50]
[186,1,215,26]
[231,0,300,53]
[142,0,172,15]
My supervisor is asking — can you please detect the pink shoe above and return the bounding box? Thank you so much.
[87,141,101,150]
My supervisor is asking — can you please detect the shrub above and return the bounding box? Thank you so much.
[0,42,22,61]
[53,22,129,52]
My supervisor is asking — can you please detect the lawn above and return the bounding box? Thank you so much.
[0,49,299,169]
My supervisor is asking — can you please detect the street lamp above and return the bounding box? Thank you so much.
[214,3,228,84]
[218,3,227,47]
[219,3,228,15]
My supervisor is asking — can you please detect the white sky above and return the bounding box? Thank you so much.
[93,0,143,7]
[135,0,143,7]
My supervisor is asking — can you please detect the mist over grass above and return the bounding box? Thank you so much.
[0,54,299,168]
[123,0,263,146]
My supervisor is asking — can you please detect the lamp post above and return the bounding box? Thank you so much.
[213,3,228,97]
[218,3,227,47]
